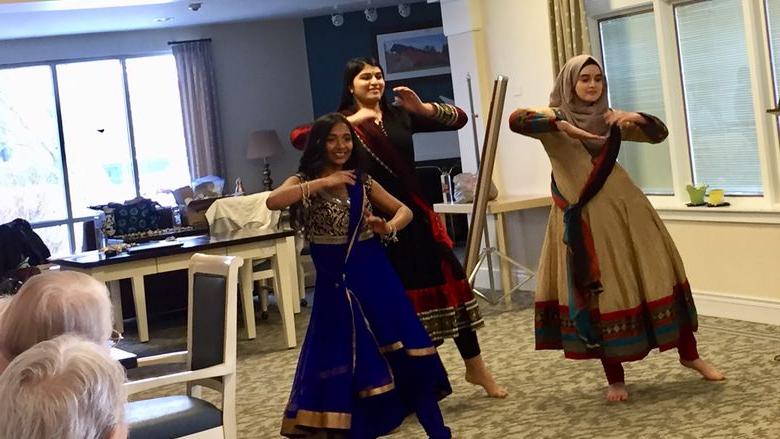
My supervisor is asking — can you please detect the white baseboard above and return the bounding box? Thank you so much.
[470,270,780,326]
[692,290,780,326]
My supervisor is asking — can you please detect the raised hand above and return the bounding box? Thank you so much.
[555,120,607,144]
[321,170,356,188]
[605,110,645,126]
[347,107,380,126]
[392,86,433,115]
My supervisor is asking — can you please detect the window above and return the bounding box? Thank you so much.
[592,0,780,211]
[126,55,189,203]
[0,65,66,225]
[58,60,137,218]
[0,54,190,256]
[675,0,762,194]
[766,0,780,121]
[0,65,72,255]
[600,11,673,194]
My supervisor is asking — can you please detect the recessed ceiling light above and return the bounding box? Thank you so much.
[154,17,174,23]
[364,7,378,22]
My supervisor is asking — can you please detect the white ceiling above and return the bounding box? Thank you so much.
[0,0,429,41]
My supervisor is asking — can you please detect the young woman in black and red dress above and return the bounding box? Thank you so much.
[291,57,507,398]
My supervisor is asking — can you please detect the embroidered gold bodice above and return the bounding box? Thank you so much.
[298,174,375,245]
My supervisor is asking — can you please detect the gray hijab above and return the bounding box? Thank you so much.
[549,55,609,150]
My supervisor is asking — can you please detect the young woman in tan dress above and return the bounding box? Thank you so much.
[508,55,724,401]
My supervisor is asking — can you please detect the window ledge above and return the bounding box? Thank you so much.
[656,206,780,225]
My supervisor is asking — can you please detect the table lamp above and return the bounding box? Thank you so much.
[247,129,282,191]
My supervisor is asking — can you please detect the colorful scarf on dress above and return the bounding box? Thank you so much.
[348,113,454,249]
[551,124,621,347]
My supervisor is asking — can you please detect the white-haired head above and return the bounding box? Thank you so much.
[0,271,113,364]
[0,294,12,319]
[0,334,127,439]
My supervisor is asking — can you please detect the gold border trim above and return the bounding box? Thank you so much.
[357,381,395,398]
[281,409,352,434]
[379,341,404,353]
[377,341,438,357]
[406,346,437,356]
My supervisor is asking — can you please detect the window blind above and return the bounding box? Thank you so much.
[676,0,762,194]
[600,11,673,194]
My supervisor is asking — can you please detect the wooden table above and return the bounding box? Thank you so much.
[434,195,552,302]
[53,229,300,348]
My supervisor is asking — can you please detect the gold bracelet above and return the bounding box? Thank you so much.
[300,181,311,207]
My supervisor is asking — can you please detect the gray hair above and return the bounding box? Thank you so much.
[0,294,12,319]
[0,271,113,362]
[0,334,127,439]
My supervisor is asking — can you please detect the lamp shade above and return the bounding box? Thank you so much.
[247,129,282,160]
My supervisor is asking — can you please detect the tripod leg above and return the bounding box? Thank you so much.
[495,213,513,304]
[468,250,489,285]
[481,219,497,295]
[469,251,499,304]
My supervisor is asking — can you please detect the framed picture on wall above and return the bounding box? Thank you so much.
[376,27,451,81]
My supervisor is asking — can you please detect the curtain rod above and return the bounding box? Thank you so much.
[168,38,212,45]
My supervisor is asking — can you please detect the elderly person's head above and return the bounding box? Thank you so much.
[0,334,127,439]
[0,271,113,369]
[0,294,12,319]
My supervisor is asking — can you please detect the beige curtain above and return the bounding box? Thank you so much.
[172,39,225,180]
[548,0,591,75]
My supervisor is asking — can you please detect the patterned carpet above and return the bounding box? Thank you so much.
[124,292,780,438]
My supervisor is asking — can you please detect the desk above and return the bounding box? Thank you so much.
[434,195,552,302]
[53,229,299,348]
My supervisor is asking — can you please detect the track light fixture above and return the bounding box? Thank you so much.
[398,3,411,18]
[364,7,378,22]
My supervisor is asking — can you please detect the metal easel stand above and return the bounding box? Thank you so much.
[463,73,535,305]
[466,220,535,305]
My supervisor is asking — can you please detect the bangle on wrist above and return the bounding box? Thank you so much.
[381,221,398,245]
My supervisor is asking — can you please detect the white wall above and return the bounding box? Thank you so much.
[440,0,554,289]
[0,19,312,195]
[413,131,461,161]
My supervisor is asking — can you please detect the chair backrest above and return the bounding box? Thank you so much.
[186,254,242,372]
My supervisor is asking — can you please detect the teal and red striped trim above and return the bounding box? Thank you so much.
[535,281,698,361]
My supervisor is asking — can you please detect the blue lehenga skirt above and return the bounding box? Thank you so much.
[281,234,452,438]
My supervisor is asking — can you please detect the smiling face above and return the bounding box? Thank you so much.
[324,122,353,168]
[350,64,385,106]
[575,63,604,104]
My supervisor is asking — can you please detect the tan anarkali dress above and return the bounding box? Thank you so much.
[509,106,698,362]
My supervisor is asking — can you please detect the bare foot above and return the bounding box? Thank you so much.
[606,383,628,402]
[680,358,725,381]
[464,355,508,398]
